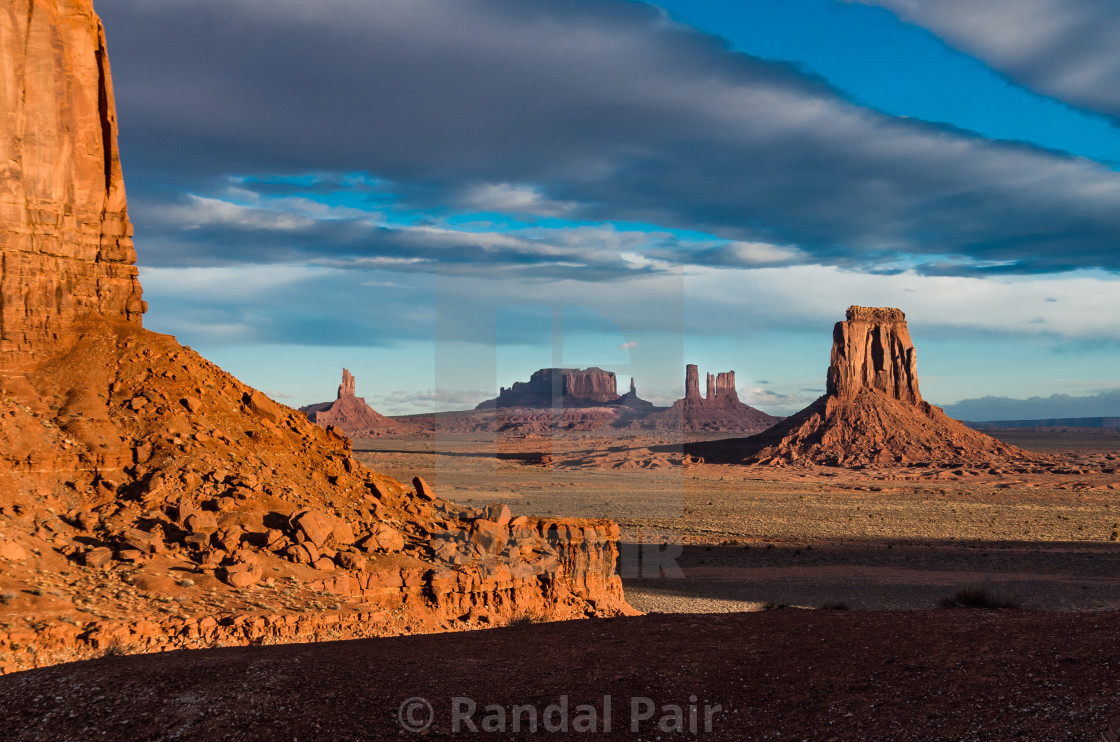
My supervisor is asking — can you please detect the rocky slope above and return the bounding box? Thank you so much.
[0,0,631,675]
[687,306,1049,469]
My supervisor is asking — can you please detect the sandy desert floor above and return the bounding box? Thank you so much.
[4,609,1120,741]
[355,428,1120,614]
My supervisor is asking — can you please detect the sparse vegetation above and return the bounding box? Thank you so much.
[938,587,1021,610]
[819,601,850,610]
[507,610,547,625]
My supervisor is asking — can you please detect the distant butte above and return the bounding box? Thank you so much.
[476,367,629,409]
[300,369,399,438]
[686,306,1046,468]
[638,364,780,433]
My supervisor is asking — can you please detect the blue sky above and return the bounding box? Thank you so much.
[96,0,1120,419]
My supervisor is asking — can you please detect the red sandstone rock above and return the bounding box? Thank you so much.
[479,367,622,408]
[300,368,399,439]
[0,0,632,676]
[0,0,144,368]
[828,306,920,404]
[642,364,779,433]
[686,306,1045,468]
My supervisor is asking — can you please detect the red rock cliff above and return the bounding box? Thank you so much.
[0,0,144,369]
[481,367,621,408]
[686,306,1040,468]
[0,1,633,674]
[827,306,920,404]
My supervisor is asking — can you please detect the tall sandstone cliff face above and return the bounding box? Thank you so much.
[827,306,920,404]
[686,307,1044,469]
[0,0,143,368]
[0,1,631,674]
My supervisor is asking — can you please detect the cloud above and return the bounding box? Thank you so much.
[850,0,1120,121]
[363,389,492,416]
[98,0,1120,277]
[457,183,576,216]
[682,265,1120,341]
[740,386,818,416]
[943,389,1120,421]
[618,341,640,350]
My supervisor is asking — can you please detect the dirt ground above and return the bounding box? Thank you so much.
[3,609,1120,741]
[354,428,1120,614]
[5,427,1119,741]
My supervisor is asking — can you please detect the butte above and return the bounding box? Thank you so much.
[687,306,1046,471]
[0,0,630,674]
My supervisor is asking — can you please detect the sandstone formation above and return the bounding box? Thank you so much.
[300,368,399,438]
[0,0,145,367]
[478,367,624,409]
[827,307,920,404]
[640,364,779,433]
[686,307,1046,469]
[400,367,658,435]
[0,0,631,675]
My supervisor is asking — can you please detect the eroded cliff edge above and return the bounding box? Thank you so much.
[0,0,632,675]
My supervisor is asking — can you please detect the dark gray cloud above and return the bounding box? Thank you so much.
[853,0,1120,122]
[96,0,1120,277]
[943,389,1120,421]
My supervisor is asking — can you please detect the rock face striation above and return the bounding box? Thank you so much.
[300,369,399,438]
[827,307,920,404]
[0,0,631,675]
[687,307,1040,468]
[0,0,145,368]
[641,365,779,433]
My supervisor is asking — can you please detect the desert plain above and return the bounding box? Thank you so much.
[6,0,1120,740]
[356,427,1120,614]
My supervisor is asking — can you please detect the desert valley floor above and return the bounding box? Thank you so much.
[5,427,1120,741]
[355,428,1120,614]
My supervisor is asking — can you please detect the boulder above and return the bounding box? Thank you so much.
[0,540,27,561]
[291,510,334,547]
[483,503,513,527]
[82,546,113,567]
[357,523,406,553]
[412,476,436,501]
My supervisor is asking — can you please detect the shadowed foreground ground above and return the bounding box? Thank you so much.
[2,610,1118,741]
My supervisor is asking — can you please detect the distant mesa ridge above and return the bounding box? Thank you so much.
[686,306,1042,468]
[477,367,628,409]
[300,368,399,438]
[968,417,1120,430]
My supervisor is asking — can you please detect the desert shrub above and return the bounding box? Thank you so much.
[506,610,546,626]
[819,601,850,610]
[938,587,1020,610]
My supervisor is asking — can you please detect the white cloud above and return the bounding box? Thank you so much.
[145,195,316,231]
[140,264,337,300]
[684,265,1120,340]
[458,182,577,216]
